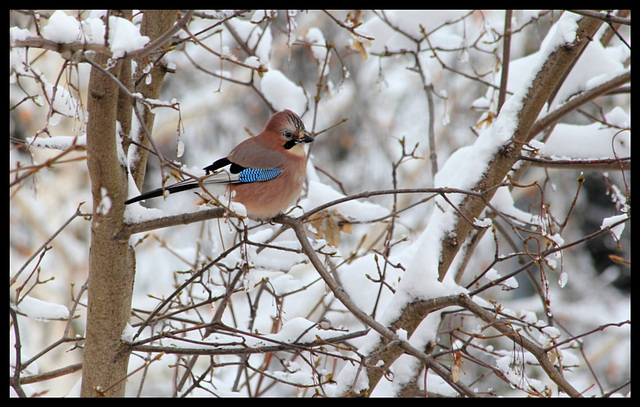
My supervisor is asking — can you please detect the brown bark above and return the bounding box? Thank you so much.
[81,11,135,396]
[81,10,178,397]
[127,10,178,190]
[437,15,604,281]
[361,14,604,396]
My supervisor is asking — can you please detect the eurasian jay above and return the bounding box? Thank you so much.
[125,109,314,220]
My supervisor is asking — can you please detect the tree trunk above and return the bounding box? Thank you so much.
[81,35,135,400]
[81,10,177,397]
[128,10,178,190]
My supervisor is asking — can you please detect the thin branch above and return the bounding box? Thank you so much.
[275,215,476,397]
[529,70,630,139]
[134,10,194,59]
[131,329,368,356]
[12,10,195,61]
[11,203,87,286]
[119,186,484,239]
[436,14,604,281]
[519,155,630,170]
[458,294,582,397]
[119,207,224,238]
[10,137,86,187]
[322,10,374,41]
[129,240,243,342]
[17,363,83,385]
[568,10,631,26]
[497,10,512,113]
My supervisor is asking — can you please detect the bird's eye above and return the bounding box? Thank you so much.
[282,129,293,139]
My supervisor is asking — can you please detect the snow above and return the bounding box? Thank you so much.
[250,241,307,273]
[121,323,136,343]
[306,27,329,75]
[46,82,80,119]
[541,325,561,339]
[108,15,150,58]
[260,69,307,114]
[9,26,32,43]
[494,351,546,392]
[541,119,630,160]
[12,296,69,322]
[491,186,537,226]
[95,187,111,215]
[227,16,272,69]
[41,11,149,58]
[263,317,320,343]
[244,268,296,295]
[486,268,519,290]
[601,214,628,241]
[298,179,389,223]
[42,11,84,43]
[26,135,86,149]
[123,199,165,225]
[379,85,529,308]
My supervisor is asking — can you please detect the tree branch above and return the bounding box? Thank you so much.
[120,206,225,238]
[519,155,630,171]
[436,14,604,281]
[457,294,583,397]
[12,10,194,61]
[529,70,630,139]
[275,215,476,397]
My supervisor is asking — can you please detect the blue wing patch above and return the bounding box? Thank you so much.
[237,168,282,183]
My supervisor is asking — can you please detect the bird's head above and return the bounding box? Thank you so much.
[265,110,314,150]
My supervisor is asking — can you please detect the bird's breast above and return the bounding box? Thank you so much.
[229,155,307,220]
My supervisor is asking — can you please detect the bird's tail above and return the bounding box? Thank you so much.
[125,171,234,205]
[124,181,197,205]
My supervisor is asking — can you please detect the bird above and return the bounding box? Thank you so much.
[125,109,314,220]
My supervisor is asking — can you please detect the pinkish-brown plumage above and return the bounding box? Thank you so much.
[223,110,312,219]
[125,110,314,220]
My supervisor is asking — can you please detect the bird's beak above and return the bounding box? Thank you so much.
[299,132,314,144]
